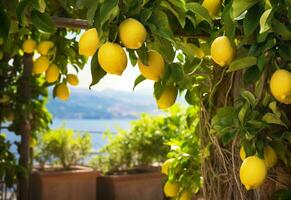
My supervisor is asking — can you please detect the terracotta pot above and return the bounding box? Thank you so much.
[96,168,165,200]
[30,166,99,200]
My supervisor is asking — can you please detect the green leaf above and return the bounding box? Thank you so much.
[269,101,281,118]
[169,63,184,82]
[231,0,260,19]
[244,66,260,84]
[240,90,256,107]
[272,19,291,40]
[259,9,272,34]
[31,9,56,33]
[222,2,236,39]
[238,102,250,123]
[0,5,11,41]
[243,5,262,37]
[262,113,287,127]
[186,2,212,25]
[154,81,165,99]
[228,56,257,72]
[133,75,146,91]
[160,1,186,28]
[16,0,31,24]
[136,44,148,65]
[177,42,204,59]
[127,49,138,66]
[152,36,175,63]
[95,0,119,31]
[90,53,106,89]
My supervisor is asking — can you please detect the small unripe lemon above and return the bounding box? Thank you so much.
[240,146,246,161]
[211,36,235,67]
[55,83,70,101]
[202,0,221,18]
[46,64,60,83]
[79,28,100,56]
[161,158,174,175]
[33,56,50,74]
[164,181,179,197]
[98,42,127,75]
[22,39,37,54]
[264,146,277,169]
[119,18,147,49]
[67,74,79,86]
[156,86,178,109]
[179,191,191,200]
[270,69,291,104]
[240,156,267,190]
[37,41,54,56]
[138,51,165,81]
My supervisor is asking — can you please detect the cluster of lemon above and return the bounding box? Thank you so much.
[78,18,177,109]
[160,159,192,200]
[22,39,79,101]
[239,146,277,190]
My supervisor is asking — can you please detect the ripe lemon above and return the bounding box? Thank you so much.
[264,146,277,169]
[67,74,79,86]
[270,69,291,104]
[156,86,178,109]
[55,83,70,101]
[239,156,267,190]
[46,64,60,83]
[138,51,165,81]
[79,28,100,56]
[179,191,191,200]
[211,36,235,67]
[240,146,246,161]
[37,41,54,56]
[22,39,37,54]
[202,0,221,18]
[33,56,50,74]
[161,158,174,175]
[0,95,9,103]
[119,18,147,49]
[164,181,179,197]
[98,42,127,75]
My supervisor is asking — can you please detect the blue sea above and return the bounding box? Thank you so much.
[2,119,132,153]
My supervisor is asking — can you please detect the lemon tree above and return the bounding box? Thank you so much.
[1,0,291,199]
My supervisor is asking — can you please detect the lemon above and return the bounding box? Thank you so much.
[55,83,70,101]
[138,51,165,81]
[156,86,178,109]
[239,156,267,190]
[164,181,179,197]
[161,158,174,175]
[179,191,191,200]
[79,28,100,56]
[22,39,37,54]
[46,64,60,83]
[264,146,277,169]
[0,95,9,103]
[98,42,127,75]
[270,69,291,104]
[119,18,147,49]
[6,111,14,122]
[37,41,54,56]
[67,74,79,86]
[202,0,221,18]
[33,56,50,74]
[240,146,246,161]
[211,36,235,67]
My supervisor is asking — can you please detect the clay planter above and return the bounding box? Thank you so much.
[96,168,165,200]
[30,166,99,200]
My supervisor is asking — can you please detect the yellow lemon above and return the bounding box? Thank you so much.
[79,28,100,56]
[202,0,221,18]
[211,36,235,67]
[98,42,127,75]
[264,146,277,169]
[6,111,14,122]
[179,191,191,200]
[33,56,50,74]
[164,181,179,197]
[37,41,55,56]
[22,39,37,54]
[119,18,147,49]
[138,51,165,81]
[46,64,60,83]
[240,146,246,161]
[161,158,174,175]
[156,86,178,109]
[270,69,291,104]
[67,74,79,86]
[239,156,267,190]
[55,83,70,101]
[0,95,10,103]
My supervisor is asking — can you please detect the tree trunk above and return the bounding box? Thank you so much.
[18,53,33,200]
